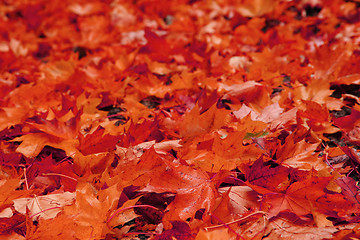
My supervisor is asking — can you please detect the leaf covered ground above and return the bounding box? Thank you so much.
[1,0,360,239]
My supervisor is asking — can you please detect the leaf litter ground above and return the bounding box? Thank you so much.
[1,0,360,239]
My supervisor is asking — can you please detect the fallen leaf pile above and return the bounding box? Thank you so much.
[1,0,360,239]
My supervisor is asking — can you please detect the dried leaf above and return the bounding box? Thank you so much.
[13,192,75,220]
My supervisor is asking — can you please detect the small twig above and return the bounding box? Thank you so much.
[321,143,335,171]
[42,173,78,182]
[23,167,29,190]
[324,153,336,171]
[228,175,246,185]
[347,169,354,177]
[205,211,267,231]
[106,112,126,120]
[58,152,76,164]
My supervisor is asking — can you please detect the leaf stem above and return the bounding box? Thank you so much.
[29,206,61,219]
[42,173,78,182]
[205,211,267,230]
[23,167,29,190]
[124,232,158,236]
[58,152,76,164]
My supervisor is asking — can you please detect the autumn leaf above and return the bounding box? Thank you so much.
[0,177,23,206]
[246,157,291,193]
[218,186,260,215]
[133,148,217,223]
[62,182,114,239]
[259,176,358,220]
[78,126,120,155]
[195,228,231,240]
[12,133,78,158]
[263,218,356,240]
[274,130,326,170]
[13,191,75,220]
[25,213,76,239]
[236,0,278,17]
[336,176,360,204]
[179,103,231,138]
[0,210,25,236]
[25,154,78,192]
[220,81,271,111]
[154,221,192,240]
